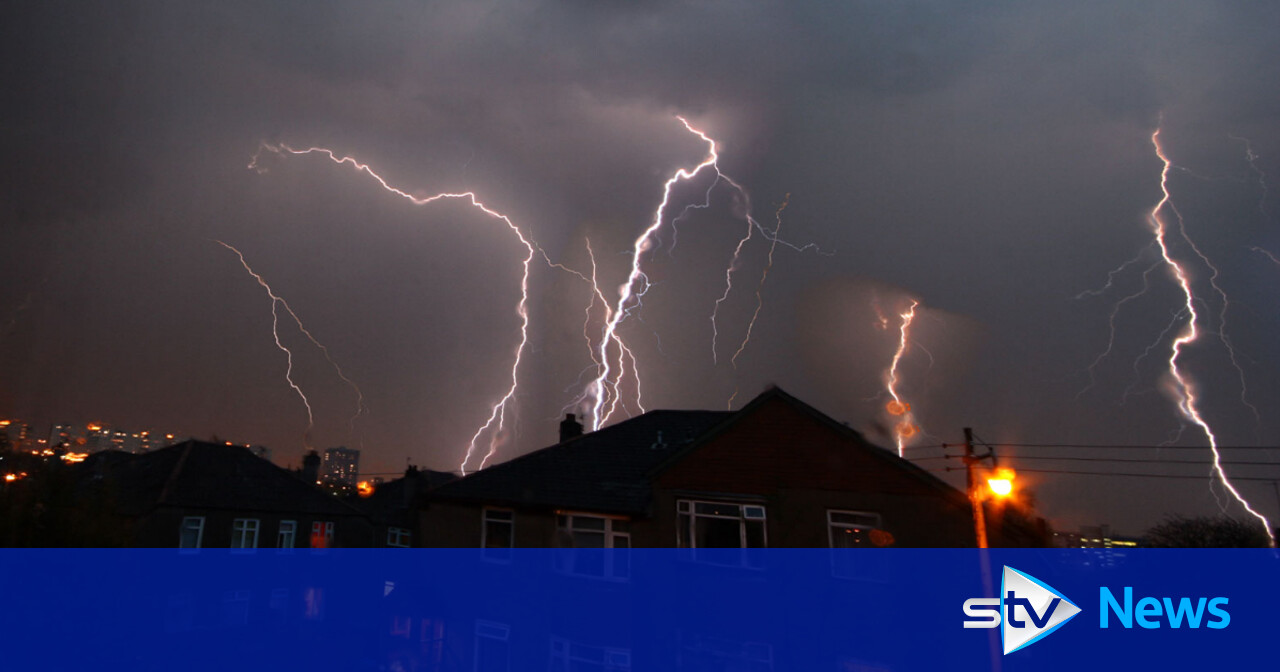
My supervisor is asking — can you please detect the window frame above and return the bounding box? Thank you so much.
[676,499,768,549]
[826,510,883,548]
[554,512,631,580]
[481,508,514,562]
[387,526,412,548]
[827,509,890,582]
[473,619,510,672]
[311,521,335,549]
[277,520,297,550]
[550,635,632,672]
[178,516,205,551]
[231,518,260,550]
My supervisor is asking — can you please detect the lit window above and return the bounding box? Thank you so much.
[311,521,334,549]
[554,513,630,579]
[387,527,412,548]
[278,520,297,550]
[676,500,767,566]
[482,509,514,561]
[179,516,204,550]
[231,519,260,550]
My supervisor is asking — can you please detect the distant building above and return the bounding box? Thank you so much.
[48,422,80,449]
[1054,524,1141,549]
[421,387,1047,550]
[322,447,360,488]
[0,420,34,450]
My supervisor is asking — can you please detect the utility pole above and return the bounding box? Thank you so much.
[964,428,988,549]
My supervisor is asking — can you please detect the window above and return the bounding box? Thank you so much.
[474,620,510,672]
[827,510,889,581]
[269,588,289,625]
[420,618,446,668]
[222,589,251,626]
[311,521,334,549]
[678,632,772,672]
[278,520,297,550]
[231,519,260,549]
[550,636,631,672]
[554,513,630,579]
[481,509,513,562]
[387,527,412,548]
[675,496,762,565]
[179,516,204,550]
[827,511,882,548]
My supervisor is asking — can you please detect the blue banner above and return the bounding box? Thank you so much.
[1,549,1273,671]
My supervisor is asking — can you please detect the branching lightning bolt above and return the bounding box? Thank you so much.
[585,117,722,431]
[216,240,370,447]
[883,299,920,457]
[1147,127,1274,546]
[250,143,536,474]
[726,194,790,409]
[585,117,823,431]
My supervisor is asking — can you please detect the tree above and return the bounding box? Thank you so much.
[1143,515,1271,548]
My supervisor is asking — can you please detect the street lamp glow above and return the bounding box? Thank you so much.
[986,468,1016,498]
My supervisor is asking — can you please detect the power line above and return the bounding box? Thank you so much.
[912,454,1280,468]
[940,441,1280,451]
[931,466,1280,482]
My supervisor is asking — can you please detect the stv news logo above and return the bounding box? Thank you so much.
[962,566,1081,655]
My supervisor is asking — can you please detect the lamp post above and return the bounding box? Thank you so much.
[961,428,1015,548]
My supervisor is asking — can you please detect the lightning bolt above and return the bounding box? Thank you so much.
[1076,258,1163,398]
[1147,127,1274,546]
[215,240,369,447]
[250,143,536,474]
[883,299,920,457]
[585,117,722,431]
[727,194,790,409]
[585,117,823,431]
[1252,246,1280,266]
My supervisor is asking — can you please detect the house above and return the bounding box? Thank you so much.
[355,466,457,547]
[420,387,1046,550]
[76,439,375,548]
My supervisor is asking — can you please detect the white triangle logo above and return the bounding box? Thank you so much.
[1001,566,1081,654]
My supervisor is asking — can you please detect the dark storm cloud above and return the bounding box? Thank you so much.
[3,1,1280,533]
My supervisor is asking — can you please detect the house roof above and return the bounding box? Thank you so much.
[428,408,734,514]
[78,440,368,518]
[357,467,457,525]
[428,387,968,515]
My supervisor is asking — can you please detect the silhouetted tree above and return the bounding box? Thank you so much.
[1143,515,1271,548]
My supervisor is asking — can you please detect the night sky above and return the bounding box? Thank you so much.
[4,2,1280,535]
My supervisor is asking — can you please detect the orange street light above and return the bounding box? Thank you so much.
[987,468,1016,498]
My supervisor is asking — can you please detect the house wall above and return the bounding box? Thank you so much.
[137,508,374,548]
[649,396,976,547]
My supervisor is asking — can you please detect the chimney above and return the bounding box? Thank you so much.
[302,450,321,484]
[559,413,583,443]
